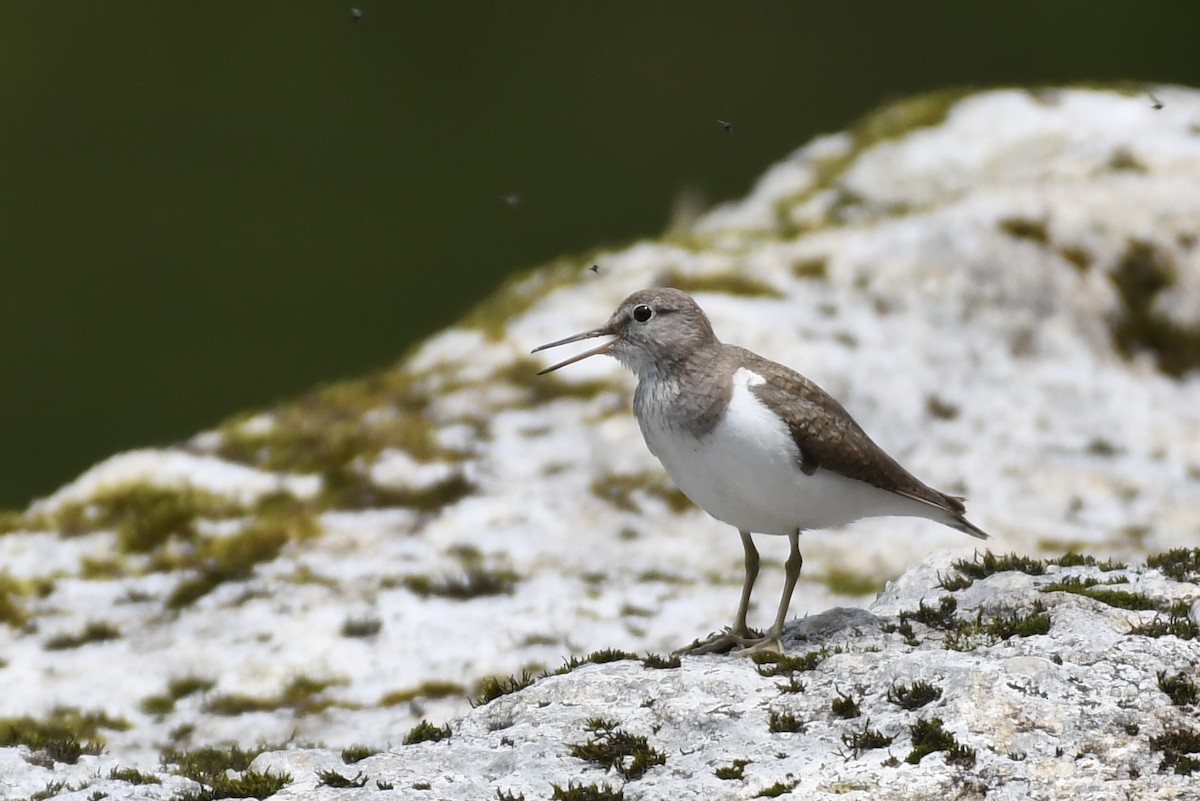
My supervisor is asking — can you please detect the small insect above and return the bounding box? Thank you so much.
[1147,90,1164,111]
[500,192,520,207]
[351,7,363,21]
[588,264,600,274]
[717,119,734,135]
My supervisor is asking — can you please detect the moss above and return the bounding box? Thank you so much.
[53,484,241,552]
[819,568,885,596]
[1148,547,1200,583]
[1047,552,1125,571]
[590,472,691,515]
[341,744,380,764]
[1058,245,1093,272]
[473,669,538,706]
[906,718,976,767]
[0,571,29,628]
[404,719,452,745]
[1150,726,1200,776]
[141,675,216,716]
[841,722,894,755]
[162,744,265,779]
[402,566,520,600]
[379,680,465,706]
[340,616,383,638]
[752,646,841,678]
[755,778,799,798]
[108,767,161,785]
[939,550,1047,590]
[493,357,619,405]
[983,602,1052,640]
[173,769,291,801]
[830,689,861,719]
[497,790,527,801]
[0,509,30,534]
[567,717,666,781]
[1041,577,1156,610]
[202,675,345,716]
[714,758,750,779]
[0,708,128,765]
[792,257,828,280]
[165,512,319,609]
[44,621,121,651]
[549,782,623,801]
[1107,147,1147,173]
[316,769,368,788]
[887,680,942,710]
[1109,239,1200,376]
[1128,600,1199,640]
[641,653,681,670]
[1158,670,1199,706]
[657,271,783,299]
[998,217,1050,245]
[768,710,804,733]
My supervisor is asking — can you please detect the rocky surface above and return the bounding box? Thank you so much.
[3,85,1200,799]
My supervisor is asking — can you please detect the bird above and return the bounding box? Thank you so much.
[533,287,989,654]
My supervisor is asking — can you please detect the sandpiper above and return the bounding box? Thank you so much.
[533,287,989,654]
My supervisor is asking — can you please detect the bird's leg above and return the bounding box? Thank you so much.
[763,531,803,650]
[730,531,802,655]
[731,530,760,639]
[675,530,762,655]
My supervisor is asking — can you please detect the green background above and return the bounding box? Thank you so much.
[3,3,1198,508]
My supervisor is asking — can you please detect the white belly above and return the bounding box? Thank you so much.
[639,368,918,535]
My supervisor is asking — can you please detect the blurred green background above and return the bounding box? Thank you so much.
[3,3,1199,508]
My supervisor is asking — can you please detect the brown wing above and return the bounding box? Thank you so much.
[736,347,964,514]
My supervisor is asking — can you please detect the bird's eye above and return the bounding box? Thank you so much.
[633,304,653,323]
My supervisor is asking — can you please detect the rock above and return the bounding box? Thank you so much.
[2,86,1200,799]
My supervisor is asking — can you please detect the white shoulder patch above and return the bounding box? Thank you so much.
[733,367,767,388]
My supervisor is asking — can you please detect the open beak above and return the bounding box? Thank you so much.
[531,325,615,374]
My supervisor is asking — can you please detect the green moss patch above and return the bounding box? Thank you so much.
[752,646,842,678]
[1040,576,1156,610]
[403,719,451,745]
[768,710,804,733]
[1158,670,1199,707]
[591,472,691,515]
[938,550,1047,590]
[1151,726,1200,776]
[906,717,976,767]
[550,781,623,801]
[1128,600,1199,640]
[842,722,894,756]
[202,675,346,717]
[341,744,380,764]
[402,566,520,600]
[44,620,121,650]
[379,680,465,706]
[109,766,162,785]
[1109,239,1200,376]
[165,511,319,609]
[0,707,129,766]
[887,680,942,710]
[0,572,30,628]
[658,271,783,299]
[567,717,666,781]
[1148,547,1200,583]
[714,758,750,779]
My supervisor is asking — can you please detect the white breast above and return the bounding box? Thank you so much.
[638,368,919,535]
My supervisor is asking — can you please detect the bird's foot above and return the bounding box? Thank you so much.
[731,635,784,656]
[673,627,764,656]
